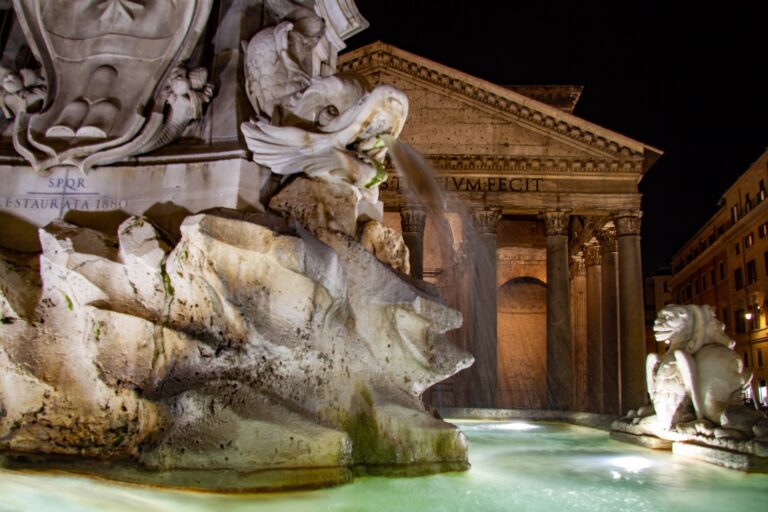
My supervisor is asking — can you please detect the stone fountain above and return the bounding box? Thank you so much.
[0,0,472,491]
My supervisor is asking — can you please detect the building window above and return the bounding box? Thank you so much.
[702,274,707,290]
[710,267,716,284]
[731,205,739,224]
[719,261,725,280]
[758,349,764,369]
[744,233,754,249]
[734,268,744,290]
[744,193,752,213]
[765,250,768,277]
[694,278,700,295]
[746,259,757,285]
[735,309,746,334]
[758,180,766,203]
[735,242,740,255]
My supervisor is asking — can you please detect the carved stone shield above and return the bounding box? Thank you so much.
[11,0,212,172]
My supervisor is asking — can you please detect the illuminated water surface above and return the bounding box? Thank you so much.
[1,421,766,512]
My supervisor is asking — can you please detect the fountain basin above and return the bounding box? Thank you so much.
[2,415,766,512]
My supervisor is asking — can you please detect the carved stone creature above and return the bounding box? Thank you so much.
[243,72,406,228]
[0,67,46,119]
[244,5,326,120]
[241,4,407,264]
[645,305,766,439]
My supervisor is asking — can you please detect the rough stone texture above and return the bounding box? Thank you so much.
[270,176,378,239]
[360,220,410,274]
[672,441,768,472]
[0,210,471,490]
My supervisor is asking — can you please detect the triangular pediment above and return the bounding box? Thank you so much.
[339,42,662,174]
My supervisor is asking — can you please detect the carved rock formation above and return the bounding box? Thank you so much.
[0,211,472,490]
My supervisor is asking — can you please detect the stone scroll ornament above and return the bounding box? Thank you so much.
[612,304,768,467]
[10,0,213,173]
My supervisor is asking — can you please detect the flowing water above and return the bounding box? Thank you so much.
[386,140,524,407]
[1,421,766,512]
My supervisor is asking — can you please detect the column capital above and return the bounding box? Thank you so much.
[454,240,473,267]
[472,207,502,235]
[571,254,586,277]
[596,228,617,254]
[614,210,642,236]
[584,244,602,266]
[541,210,570,236]
[400,206,428,234]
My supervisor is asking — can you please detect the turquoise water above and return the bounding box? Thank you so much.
[1,421,766,512]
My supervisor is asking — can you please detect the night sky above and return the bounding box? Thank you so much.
[343,1,768,274]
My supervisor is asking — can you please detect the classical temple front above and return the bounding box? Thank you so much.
[339,42,662,413]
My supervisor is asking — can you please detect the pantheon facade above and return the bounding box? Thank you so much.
[340,43,662,413]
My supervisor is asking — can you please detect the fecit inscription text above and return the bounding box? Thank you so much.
[1,168,128,218]
[380,175,543,193]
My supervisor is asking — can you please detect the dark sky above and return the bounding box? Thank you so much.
[343,1,768,274]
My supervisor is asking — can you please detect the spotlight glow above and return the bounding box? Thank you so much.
[609,456,653,473]
[484,422,540,431]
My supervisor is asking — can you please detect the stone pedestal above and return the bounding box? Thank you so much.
[400,206,427,280]
[584,243,603,412]
[615,210,646,412]
[570,254,587,411]
[0,159,270,252]
[597,228,619,415]
[466,207,501,408]
[543,210,571,410]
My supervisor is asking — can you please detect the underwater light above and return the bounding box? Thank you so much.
[482,422,540,431]
[609,456,653,473]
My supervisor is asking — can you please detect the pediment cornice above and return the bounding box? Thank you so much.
[339,42,662,172]
[398,154,642,174]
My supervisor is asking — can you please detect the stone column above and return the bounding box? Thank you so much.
[466,207,502,408]
[615,210,647,413]
[597,227,620,415]
[400,206,428,280]
[452,244,472,407]
[542,210,572,410]
[570,253,587,411]
[584,243,603,412]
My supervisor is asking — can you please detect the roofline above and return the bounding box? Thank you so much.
[670,147,768,264]
[717,147,768,202]
[339,41,664,171]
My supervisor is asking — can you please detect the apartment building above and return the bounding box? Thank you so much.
[668,149,768,405]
